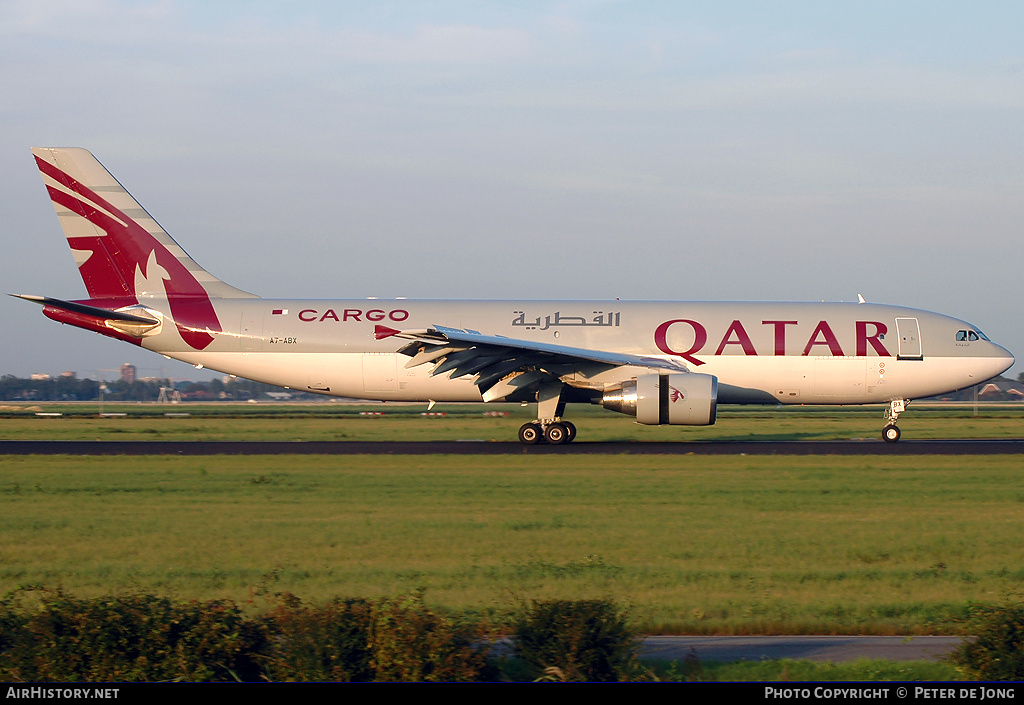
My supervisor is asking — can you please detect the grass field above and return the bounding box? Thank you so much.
[1,401,1022,442]
[2,436,1022,635]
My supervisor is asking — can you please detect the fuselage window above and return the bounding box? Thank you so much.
[956,330,968,341]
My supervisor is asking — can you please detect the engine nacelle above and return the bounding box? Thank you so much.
[602,373,718,426]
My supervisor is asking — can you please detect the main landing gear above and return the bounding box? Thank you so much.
[518,382,577,445]
[882,399,908,443]
[518,420,577,445]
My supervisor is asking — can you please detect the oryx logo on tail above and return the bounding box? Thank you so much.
[31,148,255,350]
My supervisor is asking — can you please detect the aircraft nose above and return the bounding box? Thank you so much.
[995,342,1014,366]
[976,342,1015,381]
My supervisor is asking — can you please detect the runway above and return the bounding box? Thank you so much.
[640,635,962,663]
[1,439,1021,455]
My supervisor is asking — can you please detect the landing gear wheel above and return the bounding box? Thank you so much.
[519,422,543,445]
[883,424,901,443]
[544,422,569,445]
[563,421,577,443]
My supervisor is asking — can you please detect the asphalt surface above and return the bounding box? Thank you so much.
[1,439,1021,454]
[640,636,963,663]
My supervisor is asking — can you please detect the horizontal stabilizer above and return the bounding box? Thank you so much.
[10,294,159,325]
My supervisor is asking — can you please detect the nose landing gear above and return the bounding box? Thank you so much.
[883,399,908,443]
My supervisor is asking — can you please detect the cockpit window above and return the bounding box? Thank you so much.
[956,329,987,342]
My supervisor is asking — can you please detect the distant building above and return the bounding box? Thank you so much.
[978,378,1024,401]
[30,373,51,381]
[120,363,136,384]
[60,371,76,378]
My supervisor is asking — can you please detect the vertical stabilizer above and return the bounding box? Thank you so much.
[32,147,256,301]
[32,147,257,351]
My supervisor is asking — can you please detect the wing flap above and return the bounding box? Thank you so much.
[395,324,690,402]
[430,325,689,371]
[481,371,546,402]
[401,344,467,369]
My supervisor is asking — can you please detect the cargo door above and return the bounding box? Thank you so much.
[813,358,868,400]
[895,318,923,360]
[362,353,398,392]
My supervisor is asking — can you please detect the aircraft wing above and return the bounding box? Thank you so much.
[387,324,688,402]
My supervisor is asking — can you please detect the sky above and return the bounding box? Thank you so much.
[1,0,1021,381]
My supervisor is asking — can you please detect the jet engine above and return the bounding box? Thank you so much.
[601,373,718,426]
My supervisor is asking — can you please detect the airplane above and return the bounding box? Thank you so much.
[13,148,1015,445]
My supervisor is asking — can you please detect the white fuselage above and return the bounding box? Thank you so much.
[141,298,1014,405]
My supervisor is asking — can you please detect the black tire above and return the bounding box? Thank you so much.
[883,424,901,443]
[544,422,569,445]
[519,422,543,445]
[563,421,577,443]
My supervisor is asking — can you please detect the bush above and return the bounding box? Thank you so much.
[368,592,494,682]
[257,591,494,682]
[512,599,641,682]
[0,589,506,682]
[0,590,262,682]
[257,594,375,681]
[952,604,1024,680]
